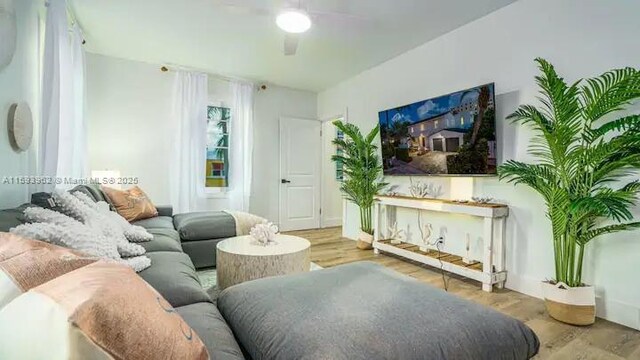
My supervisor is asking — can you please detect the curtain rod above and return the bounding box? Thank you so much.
[44,1,87,44]
[160,64,254,85]
[65,2,88,45]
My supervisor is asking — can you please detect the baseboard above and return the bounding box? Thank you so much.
[321,217,342,228]
[595,297,640,330]
[504,273,544,300]
[342,227,359,240]
[505,273,640,330]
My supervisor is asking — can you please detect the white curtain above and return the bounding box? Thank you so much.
[170,71,208,214]
[70,24,87,179]
[40,0,87,191]
[228,81,255,212]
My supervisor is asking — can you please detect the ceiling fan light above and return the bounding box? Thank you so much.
[276,10,311,34]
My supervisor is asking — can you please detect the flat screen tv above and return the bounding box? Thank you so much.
[379,83,497,176]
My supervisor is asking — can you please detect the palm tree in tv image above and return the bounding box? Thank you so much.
[470,85,491,146]
[447,84,496,174]
[389,106,414,164]
[380,105,415,172]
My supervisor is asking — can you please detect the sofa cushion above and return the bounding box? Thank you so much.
[176,302,246,360]
[181,239,226,269]
[71,184,111,204]
[138,251,211,307]
[102,186,158,222]
[0,262,209,360]
[173,211,236,241]
[132,216,174,230]
[217,261,539,360]
[155,205,173,217]
[0,204,30,232]
[31,186,113,212]
[142,229,183,253]
[30,192,63,211]
[0,232,97,309]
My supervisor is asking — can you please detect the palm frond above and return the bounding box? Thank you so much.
[533,58,582,131]
[507,104,554,133]
[580,67,640,122]
[586,115,640,141]
[570,189,637,222]
[365,125,380,146]
[578,222,640,245]
[499,161,557,200]
[620,180,640,193]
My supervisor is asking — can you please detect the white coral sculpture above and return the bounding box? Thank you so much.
[417,210,434,252]
[383,185,400,196]
[421,223,433,248]
[250,222,279,246]
[408,178,432,198]
[462,233,477,265]
[387,222,404,245]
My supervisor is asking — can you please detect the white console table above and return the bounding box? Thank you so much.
[372,195,508,292]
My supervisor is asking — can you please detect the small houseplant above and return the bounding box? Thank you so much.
[499,58,640,325]
[332,121,388,250]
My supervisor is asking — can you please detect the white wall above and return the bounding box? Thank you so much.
[86,54,174,205]
[0,0,40,209]
[318,0,640,329]
[86,53,317,221]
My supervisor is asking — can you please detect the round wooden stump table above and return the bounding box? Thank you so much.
[216,234,311,290]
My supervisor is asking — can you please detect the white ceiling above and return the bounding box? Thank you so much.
[72,0,517,92]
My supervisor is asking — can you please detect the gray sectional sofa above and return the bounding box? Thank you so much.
[0,185,247,359]
[70,184,235,269]
[0,185,540,359]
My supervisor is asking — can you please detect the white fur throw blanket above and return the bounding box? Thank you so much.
[223,210,268,236]
[73,191,153,243]
[13,208,151,272]
[52,190,147,258]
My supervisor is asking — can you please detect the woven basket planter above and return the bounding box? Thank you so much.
[542,281,595,326]
[357,231,374,250]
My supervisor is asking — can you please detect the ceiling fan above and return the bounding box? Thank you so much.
[212,0,367,56]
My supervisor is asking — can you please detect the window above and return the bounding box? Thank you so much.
[206,106,230,188]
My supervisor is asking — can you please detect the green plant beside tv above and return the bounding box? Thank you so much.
[499,58,640,325]
[331,121,388,250]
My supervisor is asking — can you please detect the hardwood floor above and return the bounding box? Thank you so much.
[286,227,640,360]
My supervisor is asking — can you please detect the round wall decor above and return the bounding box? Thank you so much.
[0,0,17,71]
[8,102,33,152]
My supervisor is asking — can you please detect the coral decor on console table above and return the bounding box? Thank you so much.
[372,194,508,292]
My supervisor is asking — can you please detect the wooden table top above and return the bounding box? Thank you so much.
[217,234,310,256]
[375,194,508,208]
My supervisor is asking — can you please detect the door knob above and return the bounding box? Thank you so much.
[281,179,291,184]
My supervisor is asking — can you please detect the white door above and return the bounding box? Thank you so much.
[279,117,321,231]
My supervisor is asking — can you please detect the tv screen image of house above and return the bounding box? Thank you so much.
[379,83,497,176]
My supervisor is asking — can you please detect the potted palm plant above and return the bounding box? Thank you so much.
[332,121,388,250]
[499,58,640,325]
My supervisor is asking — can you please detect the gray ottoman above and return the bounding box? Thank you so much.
[217,261,539,360]
[173,211,237,268]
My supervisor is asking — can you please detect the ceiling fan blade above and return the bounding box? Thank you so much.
[211,0,272,16]
[284,34,299,56]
